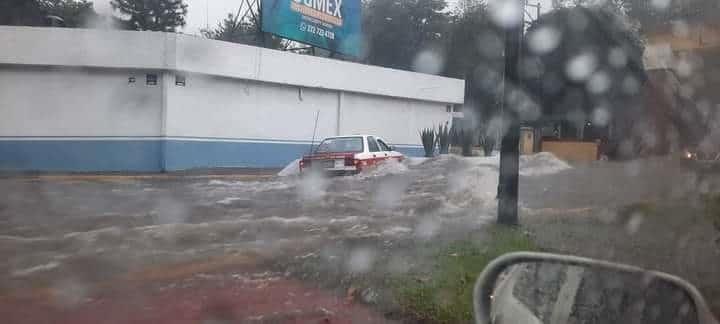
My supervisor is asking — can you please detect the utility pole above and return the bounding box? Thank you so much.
[496,1,524,226]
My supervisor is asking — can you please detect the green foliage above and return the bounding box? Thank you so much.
[444,3,501,79]
[437,123,450,154]
[0,0,45,26]
[523,6,645,119]
[420,127,436,157]
[39,0,95,27]
[362,0,450,70]
[394,227,536,323]
[201,11,284,49]
[1,0,97,27]
[111,0,188,32]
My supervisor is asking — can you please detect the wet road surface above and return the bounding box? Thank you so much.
[0,154,715,322]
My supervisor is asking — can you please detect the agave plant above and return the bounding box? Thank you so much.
[479,133,495,157]
[437,123,450,155]
[420,127,436,157]
[450,125,461,147]
[459,128,475,157]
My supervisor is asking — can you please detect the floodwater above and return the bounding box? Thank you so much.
[1,156,516,286]
[0,153,714,322]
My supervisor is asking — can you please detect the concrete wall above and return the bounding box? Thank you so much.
[1,26,464,104]
[163,73,340,169]
[0,26,464,172]
[161,73,447,169]
[0,66,164,171]
[340,92,450,156]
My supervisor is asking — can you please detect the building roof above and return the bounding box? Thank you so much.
[0,26,464,104]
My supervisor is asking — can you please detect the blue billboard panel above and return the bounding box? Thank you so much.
[261,0,362,57]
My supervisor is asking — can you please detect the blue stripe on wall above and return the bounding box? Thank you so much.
[0,139,426,172]
[164,140,313,170]
[0,140,162,172]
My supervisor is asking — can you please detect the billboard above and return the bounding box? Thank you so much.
[261,0,362,57]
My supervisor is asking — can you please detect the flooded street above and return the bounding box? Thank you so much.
[2,154,719,322]
[1,156,512,289]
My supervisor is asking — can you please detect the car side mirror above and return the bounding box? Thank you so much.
[389,145,396,151]
[474,252,718,324]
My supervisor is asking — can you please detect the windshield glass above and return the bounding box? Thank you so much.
[314,137,364,153]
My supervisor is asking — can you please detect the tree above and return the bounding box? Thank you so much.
[521,6,646,154]
[1,0,96,27]
[202,13,258,44]
[111,0,188,32]
[0,0,45,26]
[362,0,450,71]
[38,0,96,27]
[200,10,284,49]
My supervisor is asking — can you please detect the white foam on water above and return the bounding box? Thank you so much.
[329,216,360,223]
[519,152,572,176]
[216,197,242,205]
[459,152,570,176]
[208,179,233,186]
[404,157,430,166]
[263,216,315,224]
[278,158,301,177]
[208,179,292,192]
[12,261,60,277]
[382,226,412,236]
[355,159,409,178]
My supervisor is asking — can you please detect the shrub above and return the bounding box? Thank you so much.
[437,123,451,155]
[420,128,436,157]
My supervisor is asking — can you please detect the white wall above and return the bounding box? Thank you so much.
[340,92,452,145]
[164,73,339,141]
[0,26,170,69]
[0,67,163,136]
[0,27,464,104]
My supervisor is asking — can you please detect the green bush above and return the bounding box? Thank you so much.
[394,227,536,323]
[420,128,436,157]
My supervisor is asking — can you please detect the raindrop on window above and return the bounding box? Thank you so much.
[672,20,690,38]
[676,58,694,78]
[415,217,440,239]
[412,49,445,75]
[476,31,503,59]
[651,0,671,10]
[566,53,597,81]
[587,71,611,94]
[488,1,522,28]
[567,9,589,31]
[591,106,611,127]
[622,76,640,94]
[345,247,376,274]
[679,84,695,98]
[625,212,644,234]
[608,47,628,68]
[527,27,561,55]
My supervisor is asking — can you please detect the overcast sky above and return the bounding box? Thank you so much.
[94,0,552,35]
